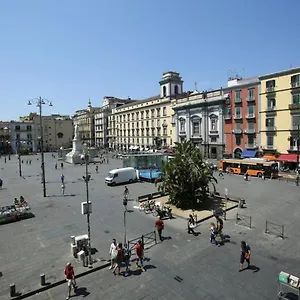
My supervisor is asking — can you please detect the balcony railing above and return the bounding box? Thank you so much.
[266,126,276,131]
[266,106,276,112]
[246,96,255,102]
[290,125,300,131]
[266,145,275,150]
[246,113,255,119]
[179,131,186,135]
[244,129,255,134]
[246,144,256,149]
[288,146,299,151]
[234,114,242,120]
[224,115,232,120]
[234,98,242,104]
[265,86,275,93]
[232,129,243,134]
[209,130,219,135]
[289,103,300,110]
[291,81,300,88]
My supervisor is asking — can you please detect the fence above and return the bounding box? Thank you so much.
[265,221,284,238]
[235,213,252,228]
[127,231,157,251]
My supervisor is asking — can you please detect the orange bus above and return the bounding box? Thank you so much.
[219,158,279,179]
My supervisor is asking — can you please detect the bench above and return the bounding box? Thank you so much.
[151,192,162,199]
[137,194,153,203]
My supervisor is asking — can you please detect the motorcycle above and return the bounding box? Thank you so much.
[152,205,173,219]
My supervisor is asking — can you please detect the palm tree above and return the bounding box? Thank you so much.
[156,141,217,209]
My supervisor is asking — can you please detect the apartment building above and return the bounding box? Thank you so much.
[171,89,229,159]
[259,67,300,163]
[223,77,260,158]
[0,122,11,154]
[109,71,183,150]
[94,97,134,148]
[72,100,101,147]
[22,113,73,151]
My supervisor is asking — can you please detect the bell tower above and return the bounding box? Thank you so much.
[159,71,183,98]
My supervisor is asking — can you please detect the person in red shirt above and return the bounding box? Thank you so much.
[155,216,164,241]
[135,240,145,271]
[64,263,76,300]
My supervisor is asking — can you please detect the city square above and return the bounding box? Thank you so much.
[0,153,300,299]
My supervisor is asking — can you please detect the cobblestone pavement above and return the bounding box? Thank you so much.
[1,156,300,299]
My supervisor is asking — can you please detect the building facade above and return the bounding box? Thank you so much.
[172,89,229,159]
[0,122,12,154]
[223,77,260,158]
[72,100,101,147]
[259,68,300,160]
[95,97,133,148]
[109,71,183,150]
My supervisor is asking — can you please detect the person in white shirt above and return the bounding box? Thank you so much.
[109,239,118,270]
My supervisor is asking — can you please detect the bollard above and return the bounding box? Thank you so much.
[71,236,75,245]
[10,284,16,297]
[40,274,46,286]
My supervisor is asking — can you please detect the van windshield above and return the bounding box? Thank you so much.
[107,172,114,179]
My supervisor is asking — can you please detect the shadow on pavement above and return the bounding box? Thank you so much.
[47,194,76,198]
[74,287,90,297]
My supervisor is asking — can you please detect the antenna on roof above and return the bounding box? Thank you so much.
[194,81,198,91]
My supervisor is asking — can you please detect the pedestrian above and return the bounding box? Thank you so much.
[29,160,31,164]
[61,162,64,169]
[64,262,76,300]
[61,174,65,184]
[113,243,123,275]
[0,178,2,189]
[210,222,217,244]
[215,215,224,243]
[109,239,118,270]
[95,165,99,173]
[239,241,251,271]
[135,240,145,272]
[155,216,164,242]
[55,162,57,169]
[61,183,66,196]
[187,214,196,235]
[123,244,131,276]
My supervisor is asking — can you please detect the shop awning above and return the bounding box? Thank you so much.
[262,155,277,161]
[277,154,298,162]
[241,150,257,158]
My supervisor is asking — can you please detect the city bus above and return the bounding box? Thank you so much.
[219,158,279,179]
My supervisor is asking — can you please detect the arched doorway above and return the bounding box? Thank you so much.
[234,147,242,159]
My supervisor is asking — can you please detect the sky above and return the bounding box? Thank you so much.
[0,0,300,121]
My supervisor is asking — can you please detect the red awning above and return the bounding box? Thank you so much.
[277,154,298,162]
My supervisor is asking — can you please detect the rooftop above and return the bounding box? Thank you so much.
[259,67,300,80]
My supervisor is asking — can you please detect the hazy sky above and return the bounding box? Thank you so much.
[0,0,299,120]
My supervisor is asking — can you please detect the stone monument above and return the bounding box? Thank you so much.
[65,125,83,164]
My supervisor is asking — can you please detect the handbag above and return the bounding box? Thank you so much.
[244,253,250,259]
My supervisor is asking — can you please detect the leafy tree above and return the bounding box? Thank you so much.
[156,141,217,209]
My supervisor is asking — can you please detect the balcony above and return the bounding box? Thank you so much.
[232,129,243,134]
[209,130,219,136]
[291,81,300,89]
[246,113,255,119]
[290,125,300,131]
[244,129,255,134]
[265,106,276,113]
[234,114,242,120]
[234,98,242,104]
[265,86,275,93]
[246,144,256,149]
[224,115,232,120]
[246,96,255,102]
[289,103,300,110]
[288,146,299,151]
[179,131,186,136]
[265,145,276,150]
[266,126,276,132]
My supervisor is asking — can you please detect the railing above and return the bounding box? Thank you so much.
[265,86,275,92]
[265,220,284,238]
[234,114,242,119]
[236,213,252,228]
[234,98,242,103]
[232,129,242,134]
[246,113,255,119]
[266,126,276,131]
[127,231,157,251]
[291,81,300,88]
[224,115,231,120]
[266,106,276,112]
[246,144,255,148]
[289,103,300,110]
[244,129,255,134]
[246,96,255,102]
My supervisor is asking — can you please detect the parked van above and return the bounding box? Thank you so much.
[105,167,137,185]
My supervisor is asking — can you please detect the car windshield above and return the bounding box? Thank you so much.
[107,172,114,179]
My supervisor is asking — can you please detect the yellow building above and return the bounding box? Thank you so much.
[259,67,300,161]
[109,71,183,150]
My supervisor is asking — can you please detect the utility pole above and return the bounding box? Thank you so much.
[17,139,22,177]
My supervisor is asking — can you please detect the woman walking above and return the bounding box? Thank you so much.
[113,243,123,275]
[239,241,251,271]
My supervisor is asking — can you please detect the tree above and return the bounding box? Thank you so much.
[156,141,217,209]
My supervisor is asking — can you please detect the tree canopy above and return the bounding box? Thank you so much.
[156,141,217,209]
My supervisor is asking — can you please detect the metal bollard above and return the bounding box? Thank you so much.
[10,284,16,297]
[71,236,75,245]
[40,274,46,286]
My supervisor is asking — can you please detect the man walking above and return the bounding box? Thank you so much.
[135,240,145,272]
[109,239,118,270]
[64,262,76,300]
[155,216,164,242]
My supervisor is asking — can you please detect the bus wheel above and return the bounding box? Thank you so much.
[257,172,262,178]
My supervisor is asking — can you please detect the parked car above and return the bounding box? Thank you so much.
[105,167,137,185]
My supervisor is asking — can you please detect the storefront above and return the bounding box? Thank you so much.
[277,153,299,170]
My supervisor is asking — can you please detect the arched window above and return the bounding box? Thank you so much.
[174,85,178,95]
[163,86,167,97]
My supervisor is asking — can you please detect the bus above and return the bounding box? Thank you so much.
[219,158,279,179]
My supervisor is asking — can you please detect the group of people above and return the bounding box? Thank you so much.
[210,215,224,245]
[14,196,28,207]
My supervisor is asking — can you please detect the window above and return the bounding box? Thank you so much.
[131,113,134,120]
[157,108,161,117]
[151,109,155,118]
[292,116,300,127]
[163,127,167,135]
[235,136,241,145]
[180,119,185,132]
[266,80,275,88]
[293,94,300,104]
[163,107,167,116]
[136,122,139,128]
[157,120,160,127]
[127,114,130,121]
[235,107,241,116]
[146,110,149,118]
[163,86,167,97]
[192,119,200,136]
[265,118,274,127]
[174,85,178,95]
[132,122,134,129]
[291,75,300,85]
[248,121,254,130]
[248,135,254,144]
[248,88,254,100]
[225,108,231,116]
[141,111,144,119]
[267,136,274,147]
[235,90,241,100]
[151,120,155,127]
[267,98,276,108]
[248,105,254,116]
[211,137,217,143]
[146,120,149,127]
[235,122,241,130]
[210,118,218,131]
[15,126,20,131]
[136,112,139,119]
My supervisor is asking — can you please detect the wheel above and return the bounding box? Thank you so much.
[257,172,262,178]
[152,210,158,217]
[129,179,133,183]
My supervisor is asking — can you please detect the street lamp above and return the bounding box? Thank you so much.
[81,145,92,267]
[28,97,53,197]
[16,138,24,177]
[123,195,128,246]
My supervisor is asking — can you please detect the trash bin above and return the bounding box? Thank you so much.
[239,199,246,208]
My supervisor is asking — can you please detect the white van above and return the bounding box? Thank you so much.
[105,167,137,185]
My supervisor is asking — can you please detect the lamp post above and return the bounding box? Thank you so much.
[82,145,92,267]
[123,195,128,246]
[28,97,53,197]
[17,138,23,177]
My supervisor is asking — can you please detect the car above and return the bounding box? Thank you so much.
[105,167,137,185]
